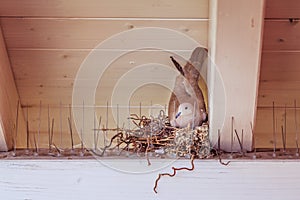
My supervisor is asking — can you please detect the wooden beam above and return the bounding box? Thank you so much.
[0,0,208,18]
[265,0,300,19]
[263,20,300,51]
[0,18,208,49]
[209,0,265,151]
[0,159,300,199]
[0,25,26,151]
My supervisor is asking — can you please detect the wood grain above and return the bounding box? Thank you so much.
[0,159,300,200]
[265,0,300,19]
[0,26,26,151]
[0,0,208,18]
[0,0,210,149]
[255,107,300,148]
[1,18,208,49]
[8,49,195,148]
[263,20,300,51]
[255,0,300,148]
[209,0,264,151]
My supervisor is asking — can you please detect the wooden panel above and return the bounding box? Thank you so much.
[1,160,300,200]
[0,1,210,149]
[0,26,26,151]
[263,20,300,51]
[9,49,191,105]
[256,9,300,149]
[265,0,300,19]
[0,0,208,18]
[0,18,208,49]
[258,84,300,108]
[9,49,196,147]
[255,107,300,148]
[209,0,265,151]
[257,52,300,107]
[260,52,300,80]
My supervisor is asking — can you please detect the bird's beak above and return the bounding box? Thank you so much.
[175,111,181,119]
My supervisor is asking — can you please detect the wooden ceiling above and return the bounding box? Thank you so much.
[1,0,299,150]
[0,0,209,148]
[255,0,300,148]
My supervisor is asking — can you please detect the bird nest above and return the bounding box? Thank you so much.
[91,110,212,160]
[165,125,210,158]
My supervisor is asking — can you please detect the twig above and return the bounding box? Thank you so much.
[283,104,287,152]
[231,116,234,157]
[250,122,256,158]
[146,136,151,166]
[51,143,61,154]
[26,106,29,151]
[104,101,109,147]
[48,104,51,150]
[153,155,195,193]
[60,101,63,148]
[272,101,276,157]
[68,117,74,151]
[117,104,119,131]
[281,125,286,152]
[294,100,299,156]
[218,129,221,153]
[94,108,96,150]
[95,116,102,150]
[13,100,20,155]
[81,101,85,153]
[50,118,54,148]
[68,104,74,151]
[234,129,243,154]
[215,149,231,166]
[33,131,38,154]
[37,101,42,154]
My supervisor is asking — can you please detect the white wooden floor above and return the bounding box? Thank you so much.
[0,159,299,200]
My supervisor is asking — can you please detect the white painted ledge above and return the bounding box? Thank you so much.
[0,159,299,200]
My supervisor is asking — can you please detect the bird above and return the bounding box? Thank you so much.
[170,102,207,128]
[168,47,208,128]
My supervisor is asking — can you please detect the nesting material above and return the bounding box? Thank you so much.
[165,124,211,158]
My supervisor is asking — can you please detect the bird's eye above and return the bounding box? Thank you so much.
[185,107,188,110]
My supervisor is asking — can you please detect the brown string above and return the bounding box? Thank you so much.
[153,155,195,193]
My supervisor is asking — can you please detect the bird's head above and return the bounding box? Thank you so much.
[175,103,194,119]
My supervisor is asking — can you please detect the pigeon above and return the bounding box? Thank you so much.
[170,102,207,128]
[168,47,208,128]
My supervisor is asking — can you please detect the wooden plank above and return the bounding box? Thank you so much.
[259,80,300,91]
[255,107,300,148]
[9,49,190,104]
[0,18,208,49]
[0,26,26,151]
[0,159,300,200]
[265,0,300,19]
[9,50,87,81]
[9,49,194,147]
[0,0,208,18]
[257,52,300,107]
[261,52,300,74]
[257,89,300,108]
[209,0,265,151]
[260,52,300,81]
[263,20,300,51]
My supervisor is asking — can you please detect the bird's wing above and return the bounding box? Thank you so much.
[189,47,208,72]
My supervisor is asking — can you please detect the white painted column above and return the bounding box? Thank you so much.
[209,0,265,151]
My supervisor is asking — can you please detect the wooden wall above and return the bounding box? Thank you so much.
[0,0,209,148]
[0,25,26,151]
[255,0,300,148]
